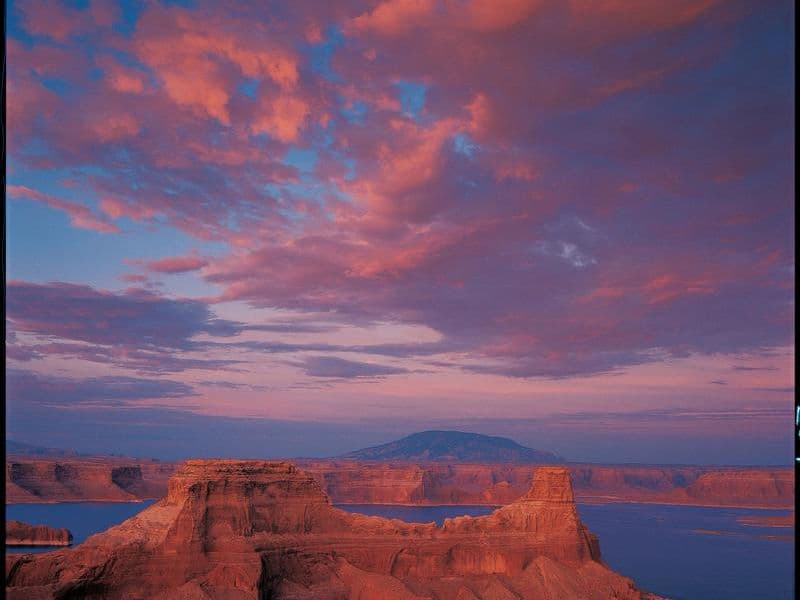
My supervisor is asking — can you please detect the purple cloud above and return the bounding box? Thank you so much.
[6,281,244,373]
[7,281,241,349]
[297,356,409,379]
[6,369,194,407]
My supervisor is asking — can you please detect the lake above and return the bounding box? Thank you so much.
[340,503,794,600]
[6,501,156,553]
[6,501,793,599]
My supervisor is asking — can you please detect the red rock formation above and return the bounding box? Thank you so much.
[6,521,72,547]
[680,470,795,506]
[6,456,793,509]
[301,461,794,508]
[5,457,174,503]
[5,461,658,600]
[569,465,795,507]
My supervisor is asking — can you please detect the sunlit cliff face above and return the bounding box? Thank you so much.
[5,462,649,600]
[5,0,794,463]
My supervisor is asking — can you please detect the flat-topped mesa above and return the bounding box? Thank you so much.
[165,460,335,545]
[166,459,329,503]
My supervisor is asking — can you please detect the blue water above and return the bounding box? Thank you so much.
[577,503,794,600]
[339,503,794,600]
[6,501,156,553]
[5,501,793,599]
[341,504,496,524]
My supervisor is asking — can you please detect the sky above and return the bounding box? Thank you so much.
[5,0,795,465]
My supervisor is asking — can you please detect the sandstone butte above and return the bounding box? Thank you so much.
[6,460,666,600]
[7,455,794,509]
[6,521,72,547]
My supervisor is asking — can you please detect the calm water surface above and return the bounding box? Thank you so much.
[6,501,793,600]
[340,503,794,600]
[6,501,156,553]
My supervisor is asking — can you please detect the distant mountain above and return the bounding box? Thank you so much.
[6,440,81,457]
[338,430,565,464]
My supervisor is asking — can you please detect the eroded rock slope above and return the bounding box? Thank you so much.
[6,461,659,600]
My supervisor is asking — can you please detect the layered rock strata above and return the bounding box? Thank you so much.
[301,461,795,508]
[6,521,72,547]
[6,461,657,600]
[6,457,173,503]
[7,457,793,509]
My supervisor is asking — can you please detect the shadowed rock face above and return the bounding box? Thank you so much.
[6,521,72,547]
[5,460,655,600]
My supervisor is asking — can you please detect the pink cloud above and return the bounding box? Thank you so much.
[88,0,119,28]
[347,0,542,36]
[142,255,209,274]
[99,198,161,222]
[132,5,301,125]
[7,185,120,234]
[462,0,542,32]
[250,95,310,143]
[5,0,793,382]
[347,0,436,36]
[96,55,147,94]
[17,0,90,41]
[90,113,141,142]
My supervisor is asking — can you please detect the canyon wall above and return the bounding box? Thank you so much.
[6,460,659,600]
[6,456,793,508]
[6,457,174,503]
[301,461,794,508]
[5,521,72,547]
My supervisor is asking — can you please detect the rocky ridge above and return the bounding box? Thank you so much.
[6,456,173,503]
[302,461,795,508]
[7,456,793,509]
[6,460,657,600]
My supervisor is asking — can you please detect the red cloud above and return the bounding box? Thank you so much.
[347,0,542,36]
[347,0,436,36]
[132,5,301,125]
[143,255,209,274]
[96,55,147,94]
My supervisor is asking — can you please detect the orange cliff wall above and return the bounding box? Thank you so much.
[6,457,174,503]
[5,457,794,508]
[6,462,654,600]
[299,461,795,508]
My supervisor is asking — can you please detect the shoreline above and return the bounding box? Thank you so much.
[334,500,795,511]
[6,498,794,510]
[5,541,72,547]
